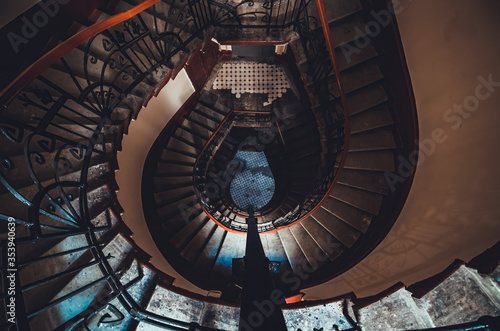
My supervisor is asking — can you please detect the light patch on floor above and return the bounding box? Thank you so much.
[212,61,290,106]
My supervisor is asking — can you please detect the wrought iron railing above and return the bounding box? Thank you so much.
[0,1,213,330]
[0,0,349,329]
[209,0,305,32]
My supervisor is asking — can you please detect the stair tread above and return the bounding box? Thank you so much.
[330,183,384,215]
[337,168,390,195]
[349,128,397,152]
[350,103,395,134]
[346,83,389,115]
[343,150,395,172]
[157,193,197,218]
[210,232,246,283]
[170,208,206,249]
[180,220,218,263]
[321,197,372,233]
[261,232,292,271]
[278,227,311,274]
[289,223,329,269]
[193,226,227,273]
[311,208,360,248]
[300,217,344,261]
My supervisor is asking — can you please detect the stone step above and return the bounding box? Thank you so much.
[25,233,134,330]
[210,231,246,287]
[343,150,395,172]
[411,264,500,328]
[154,186,196,207]
[156,192,197,218]
[330,183,384,216]
[357,285,433,330]
[169,209,207,250]
[139,282,239,330]
[350,103,395,134]
[311,208,361,248]
[82,259,157,331]
[283,296,358,330]
[78,33,172,82]
[300,217,344,261]
[180,218,218,263]
[193,226,227,275]
[321,196,372,233]
[289,222,329,269]
[166,136,200,157]
[336,168,390,195]
[349,127,397,152]
[261,231,293,274]
[278,227,312,275]
[0,149,112,196]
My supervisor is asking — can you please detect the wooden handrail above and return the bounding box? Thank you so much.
[0,0,162,109]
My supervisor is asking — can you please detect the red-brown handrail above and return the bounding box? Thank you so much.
[0,0,162,109]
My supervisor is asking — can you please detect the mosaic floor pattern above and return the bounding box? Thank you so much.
[230,151,275,210]
[212,61,290,106]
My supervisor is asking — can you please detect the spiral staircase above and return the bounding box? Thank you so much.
[0,0,499,330]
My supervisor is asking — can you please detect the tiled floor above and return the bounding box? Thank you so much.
[230,151,275,210]
[212,61,291,106]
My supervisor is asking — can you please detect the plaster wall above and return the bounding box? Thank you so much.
[114,69,206,294]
